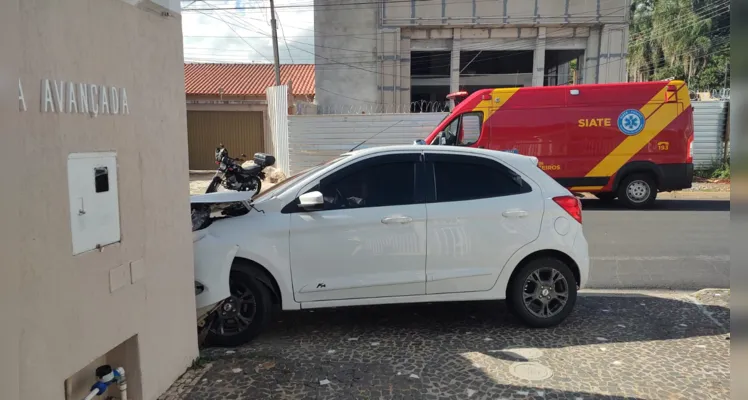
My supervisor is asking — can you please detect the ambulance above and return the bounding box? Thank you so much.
[422,80,694,209]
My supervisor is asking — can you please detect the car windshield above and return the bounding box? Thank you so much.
[253,155,349,201]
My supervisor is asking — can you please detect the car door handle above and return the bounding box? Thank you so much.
[502,209,529,218]
[381,215,413,224]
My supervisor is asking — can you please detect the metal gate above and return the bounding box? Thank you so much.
[187,111,265,170]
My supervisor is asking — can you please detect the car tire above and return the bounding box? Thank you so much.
[594,192,617,202]
[508,257,578,328]
[205,262,274,347]
[617,173,657,209]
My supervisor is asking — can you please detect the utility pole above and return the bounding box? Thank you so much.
[269,0,282,86]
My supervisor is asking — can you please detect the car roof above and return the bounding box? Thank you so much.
[342,145,534,163]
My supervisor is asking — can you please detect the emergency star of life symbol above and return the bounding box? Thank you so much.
[617,109,646,136]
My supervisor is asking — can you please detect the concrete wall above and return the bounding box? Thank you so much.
[382,0,628,26]
[0,1,197,399]
[314,0,380,109]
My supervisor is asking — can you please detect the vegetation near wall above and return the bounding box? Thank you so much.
[627,0,730,90]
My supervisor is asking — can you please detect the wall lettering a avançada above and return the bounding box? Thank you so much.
[18,79,130,116]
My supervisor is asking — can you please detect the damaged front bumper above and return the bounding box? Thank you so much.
[193,230,238,319]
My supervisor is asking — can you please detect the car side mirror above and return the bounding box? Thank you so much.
[413,139,426,145]
[298,191,324,210]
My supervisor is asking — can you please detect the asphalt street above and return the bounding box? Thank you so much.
[581,198,730,290]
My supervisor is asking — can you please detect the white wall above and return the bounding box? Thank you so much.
[287,113,447,173]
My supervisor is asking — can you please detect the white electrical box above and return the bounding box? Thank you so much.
[67,152,121,255]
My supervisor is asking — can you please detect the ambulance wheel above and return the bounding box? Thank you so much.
[618,173,657,209]
[594,193,617,202]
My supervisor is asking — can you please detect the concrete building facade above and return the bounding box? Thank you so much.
[1,1,197,399]
[315,0,630,112]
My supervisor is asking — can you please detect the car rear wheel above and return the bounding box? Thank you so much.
[508,257,577,328]
[618,173,657,209]
[205,263,273,347]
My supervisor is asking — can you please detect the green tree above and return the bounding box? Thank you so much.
[627,0,730,89]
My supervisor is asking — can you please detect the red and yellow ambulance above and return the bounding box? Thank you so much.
[423,80,694,208]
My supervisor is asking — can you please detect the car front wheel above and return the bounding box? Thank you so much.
[205,263,273,347]
[508,257,577,328]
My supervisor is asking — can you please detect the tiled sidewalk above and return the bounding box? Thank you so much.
[161,290,730,400]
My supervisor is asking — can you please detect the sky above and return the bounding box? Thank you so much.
[181,0,316,64]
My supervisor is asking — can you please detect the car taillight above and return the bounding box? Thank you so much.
[553,195,583,224]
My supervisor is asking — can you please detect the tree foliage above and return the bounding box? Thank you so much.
[627,0,730,89]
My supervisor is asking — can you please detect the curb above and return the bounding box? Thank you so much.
[580,192,730,200]
[660,191,730,200]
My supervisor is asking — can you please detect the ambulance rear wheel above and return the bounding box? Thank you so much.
[618,173,657,209]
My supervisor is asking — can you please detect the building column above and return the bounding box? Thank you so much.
[583,27,601,84]
[532,27,547,87]
[449,28,461,109]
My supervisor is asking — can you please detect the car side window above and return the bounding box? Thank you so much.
[442,118,460,145]
[432,157,531,203]
[439,112,483,146]
[320,161,417,210]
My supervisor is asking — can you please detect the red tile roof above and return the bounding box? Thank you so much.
[184,63,315,96]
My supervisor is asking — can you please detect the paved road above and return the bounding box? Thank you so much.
[582,199,730,290]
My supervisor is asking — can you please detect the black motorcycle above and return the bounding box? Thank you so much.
[206,144,276,196]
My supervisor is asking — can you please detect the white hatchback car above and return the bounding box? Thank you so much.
[192,145,589,347]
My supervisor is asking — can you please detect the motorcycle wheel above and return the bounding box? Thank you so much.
[206,177,222,193]
[244,176,262,197]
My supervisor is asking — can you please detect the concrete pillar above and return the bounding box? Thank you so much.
[532,27,546,87]
[583,27,601,84]
[449,28,461,109]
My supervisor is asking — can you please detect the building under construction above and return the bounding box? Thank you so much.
[314,0,630,112]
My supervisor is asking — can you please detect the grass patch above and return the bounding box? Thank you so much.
[695,157,730,180]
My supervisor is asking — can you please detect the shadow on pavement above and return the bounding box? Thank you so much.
[581,199,730,212]
[176,294,729,400]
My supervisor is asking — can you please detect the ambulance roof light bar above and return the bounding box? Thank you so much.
[446,91,469,108]
[446,91,469,100]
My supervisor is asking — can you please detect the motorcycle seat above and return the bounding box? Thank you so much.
[239,164,262,175]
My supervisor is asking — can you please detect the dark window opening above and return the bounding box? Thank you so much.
[410,50,534,109]
[544,50,585,86]
[94,167,109,193]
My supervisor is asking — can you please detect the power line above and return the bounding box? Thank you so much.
[186,0,724,67]
[196,0,272,62]
[310,3,730,71]
[188,4,629,71]
[275,11,296,63]
[184,0,729,99]
[198,3,721,70]
[184,0,548,11]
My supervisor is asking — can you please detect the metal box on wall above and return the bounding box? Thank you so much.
[67,152,121,255]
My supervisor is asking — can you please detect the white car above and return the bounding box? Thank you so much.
[192,145,589,347]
